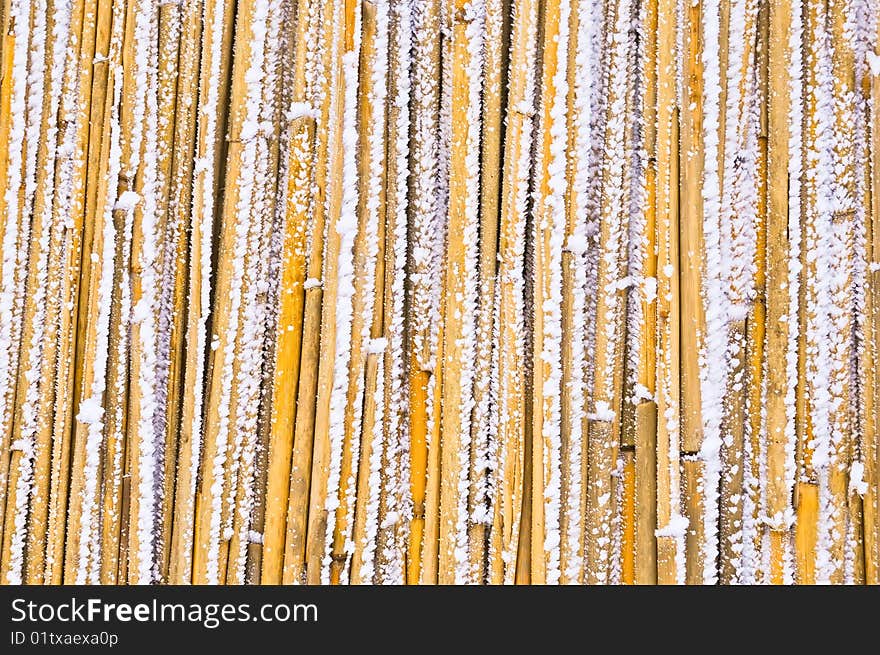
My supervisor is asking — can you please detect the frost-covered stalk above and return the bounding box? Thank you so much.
[1,0,68,585]
[735,12,766,585]
[585,0,633,584]
[581,0,609,407]
[156,0,202,583]
[321,0,363,585]
[73,0,127,583]
[0,1,36,582]
[324,0,387,586]
[127,1,163,585]
[631,0,660,585]
[677,0,705,498]
[719,0,760,320]
[169,0,229,584]
[405,0,442,585]
[101,190,134,585]
[761,0,801,586]
[531,0,570,586]
[280,0,338,585]
[151,3,185,577]
[558,0,597,585]
[19,0,76,585]
[851,0,880,585]
[489,0,538,585]
[207,0,272,585]
[620,0,648,583]
[803,0,843,584]
[219,14,277,555]
[375,0,412,585]
[0,0,32,417]
[226,185,271,583]
[654,0,687,585]
[259,0,319,585]
[43,0,101,585]
[243,0,290,583]
[416,0,456,584]
[301,0,361,583]
[436,0,484,585]
[225,0,286,585]
[781,0,803,585]
[864,0,880,587]
[717,0,760,584]
[828,0,860,585]
[697,0,727,586]
[467,0,503,584]
[356,357,386,581]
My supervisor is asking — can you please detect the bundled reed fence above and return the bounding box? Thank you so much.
[0,0,878,585]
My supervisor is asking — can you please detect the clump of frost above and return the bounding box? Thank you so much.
[655,513,689,538]
[848,461,868,496]
[114,190,141,211]
[76,397,105,425]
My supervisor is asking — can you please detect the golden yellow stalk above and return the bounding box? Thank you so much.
[420,324,443,584]
[418,0,454,589]
[634,0,659,586]
[303,0,359,585]
[795,481,818,584]
[226,0,290,584]
[375,1,411,583]
[436,0,481,584]
[0,13,19,549]
[794,0,824,584]
[60,7,115,581]
[620,449,636,583]
[348,184,387,584]
[635,401,657,583]
[72,54,115,582]
[744,0,768,582]
[97,0,139,584]
[405,0,441,586]
[42,0,88,577]
[682,457,704,584]
[586,0,630,584]
[51,0,99,584]
[679,0,705,459]
[827,0,856,585]
[261,0,314,586]
[654,0,681,584]
[865,24,880,585]
[559,0,587,585]
[678,2,707,582]
[99,204,131,585]
[282,0,341,584]
[220,222,261,585]
[764,0,793,585]
[349,352,382,585]
[407,364,429,583]
[489,0,535,586]
[16,0,73,584]
[158,0,201,583]
[328,0,384,585]
[193,0,260,584]
[529,0,561,586]
[167,0,234,585]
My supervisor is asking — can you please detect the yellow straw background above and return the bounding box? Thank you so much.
[0,0,878,585]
